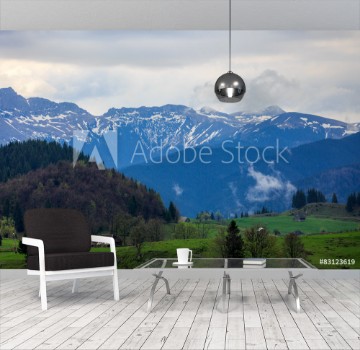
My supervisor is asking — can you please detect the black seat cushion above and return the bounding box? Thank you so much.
[24,208,91,256]
[27,252,114,271]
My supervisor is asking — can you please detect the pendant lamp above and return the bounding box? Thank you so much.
[214,0,246,103]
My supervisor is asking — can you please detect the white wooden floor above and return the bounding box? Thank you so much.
[0,276,359,350]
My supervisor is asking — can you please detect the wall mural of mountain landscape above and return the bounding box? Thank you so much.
[0,31,359,269]
[1,87,359,217]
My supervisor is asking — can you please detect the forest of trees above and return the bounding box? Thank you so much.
[0,140,88,182]
[292,187,360,214]
[346,192,360,212]
[292,188,327,209]
[0,161,172,233]
[0,140,180,236]
[254,206,271,215]
[214,221,296,259]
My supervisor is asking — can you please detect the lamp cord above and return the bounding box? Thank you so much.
[229,0,231,72]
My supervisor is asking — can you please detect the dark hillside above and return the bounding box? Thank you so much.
[0,140,88,182]
[0,161,167,232]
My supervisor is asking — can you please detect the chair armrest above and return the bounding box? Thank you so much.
[91,235,117,268]
[22,237,44,249]
[91,235,116,254]
[22,237,46,272]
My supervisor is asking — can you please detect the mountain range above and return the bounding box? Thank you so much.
[1,87,359,168]
[123,133,360,216]
[1,87,359,216]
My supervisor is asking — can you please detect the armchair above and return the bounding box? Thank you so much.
[22,208,119,310]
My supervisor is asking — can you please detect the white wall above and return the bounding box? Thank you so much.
[0,0,359,30]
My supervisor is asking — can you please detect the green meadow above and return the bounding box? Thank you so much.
[234,215,360,235]
[1,231,359,270]
[114,231,360,269]
[163,215,360,241]
[301,232,360,269]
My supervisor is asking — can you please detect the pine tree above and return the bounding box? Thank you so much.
[331,193,338,204]
[225,220,244,258]
[292,190,306,209]
[317,190,326,203]
[346,193,357,212]
[307,188,318,203]
[168,201,179,223]
[307,188,326,204]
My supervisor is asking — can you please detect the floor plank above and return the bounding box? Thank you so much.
[182,279,220,350]
[1,278,105,343]
[279,279,352,350]
[1,276,359,350]
[1,280,115,349]
[253,279,287,350]
[305,279,360,333]
[65,279,154,350]
[316,279,360,318]
[98,278,181,350]
[163,280,209,349]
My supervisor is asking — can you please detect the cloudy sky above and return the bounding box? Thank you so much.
[0,31,359,122]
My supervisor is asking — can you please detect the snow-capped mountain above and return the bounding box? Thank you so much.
[0,88,94,144]
[1,87,358,168]
[236,112,352,147]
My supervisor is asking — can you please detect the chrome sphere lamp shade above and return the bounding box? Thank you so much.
[214,0,246,103]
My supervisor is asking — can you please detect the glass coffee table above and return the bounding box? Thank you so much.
[137,258,316,312]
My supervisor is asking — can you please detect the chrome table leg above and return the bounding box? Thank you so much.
[147,271,170,313]
[288,271,303,312]
[222,271,231,295]
[221,272,231,312]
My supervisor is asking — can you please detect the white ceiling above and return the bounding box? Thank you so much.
[0,0,359,30]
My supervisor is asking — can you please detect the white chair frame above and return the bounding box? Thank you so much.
[22,235,120,310]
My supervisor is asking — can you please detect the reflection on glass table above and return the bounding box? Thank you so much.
[137,258,314,269]
[138,258,314,313]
